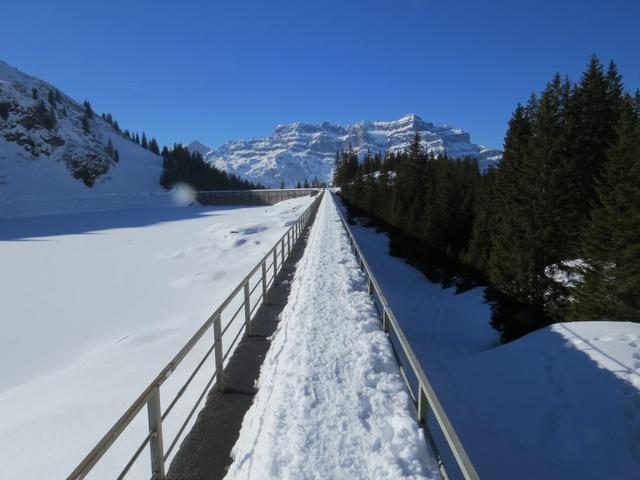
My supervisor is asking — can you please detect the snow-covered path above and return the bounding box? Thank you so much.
[225,194,438,480]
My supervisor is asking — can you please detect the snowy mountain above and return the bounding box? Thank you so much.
[189,114,502,188]
[0,60,164,218]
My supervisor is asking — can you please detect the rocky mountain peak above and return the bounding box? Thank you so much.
[189,115,502,188]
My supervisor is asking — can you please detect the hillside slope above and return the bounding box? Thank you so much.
[0,60,164,218]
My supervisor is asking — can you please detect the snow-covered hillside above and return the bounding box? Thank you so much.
[0,60,164,218]
[189,114,502,188]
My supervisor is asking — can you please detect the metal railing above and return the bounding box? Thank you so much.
[333,193,480,480]
[67,191,323,480]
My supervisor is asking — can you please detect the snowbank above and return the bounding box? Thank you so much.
[225,194,438,479]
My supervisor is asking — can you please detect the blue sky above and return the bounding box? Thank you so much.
[2,0,639,150]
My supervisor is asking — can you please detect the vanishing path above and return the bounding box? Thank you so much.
[224,193,438,479]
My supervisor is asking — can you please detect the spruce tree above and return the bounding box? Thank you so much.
[83,100,94,118]
[565,55,623,235]
[464,167,498,273]
[488,103,534,303]
[570,99,640,321]
[47,89,57,107]
[106,138,114,158]
[148,137,160,154]
[81,115,90,133]
[394,133,426,235]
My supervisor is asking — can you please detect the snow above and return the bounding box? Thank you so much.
[545,258,588,289]
[339,197,640,479]
[225,193,438,480]
[0,195,314,479]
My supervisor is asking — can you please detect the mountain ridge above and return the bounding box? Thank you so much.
[188,114,502,188]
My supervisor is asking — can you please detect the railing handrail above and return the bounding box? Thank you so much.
[67,191,323,480]
[194,188,322,194]
[332,192,480,480]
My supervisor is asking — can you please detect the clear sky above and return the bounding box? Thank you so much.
[2,0,639,150]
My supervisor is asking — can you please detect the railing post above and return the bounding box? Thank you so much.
[273,248,278,277]
[147,387,166,480]
[244,281,252,336]
[213,313,225,392]
[281,238,285,265]
[382,307,389,332]
[418,385,428,424]
[261,260,267,303]
[418,385,450,480]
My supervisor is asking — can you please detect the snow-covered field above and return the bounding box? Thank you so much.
[0,195,313,479]
[225,194,438,479]
[340,196,640,480]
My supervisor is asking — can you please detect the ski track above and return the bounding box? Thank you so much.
[224,194,438,480]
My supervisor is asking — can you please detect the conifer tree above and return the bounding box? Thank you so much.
[569,99,640,320]
[464,167,498,273]
[488,102,537,306]
[47,89,57,107]
[141,132,148,149]
[81,115,90,133]
[106,138,114,159]
[148,137,160,154]
[565,55,623,235]
[394,134,426,234]
[83,100,94,118]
